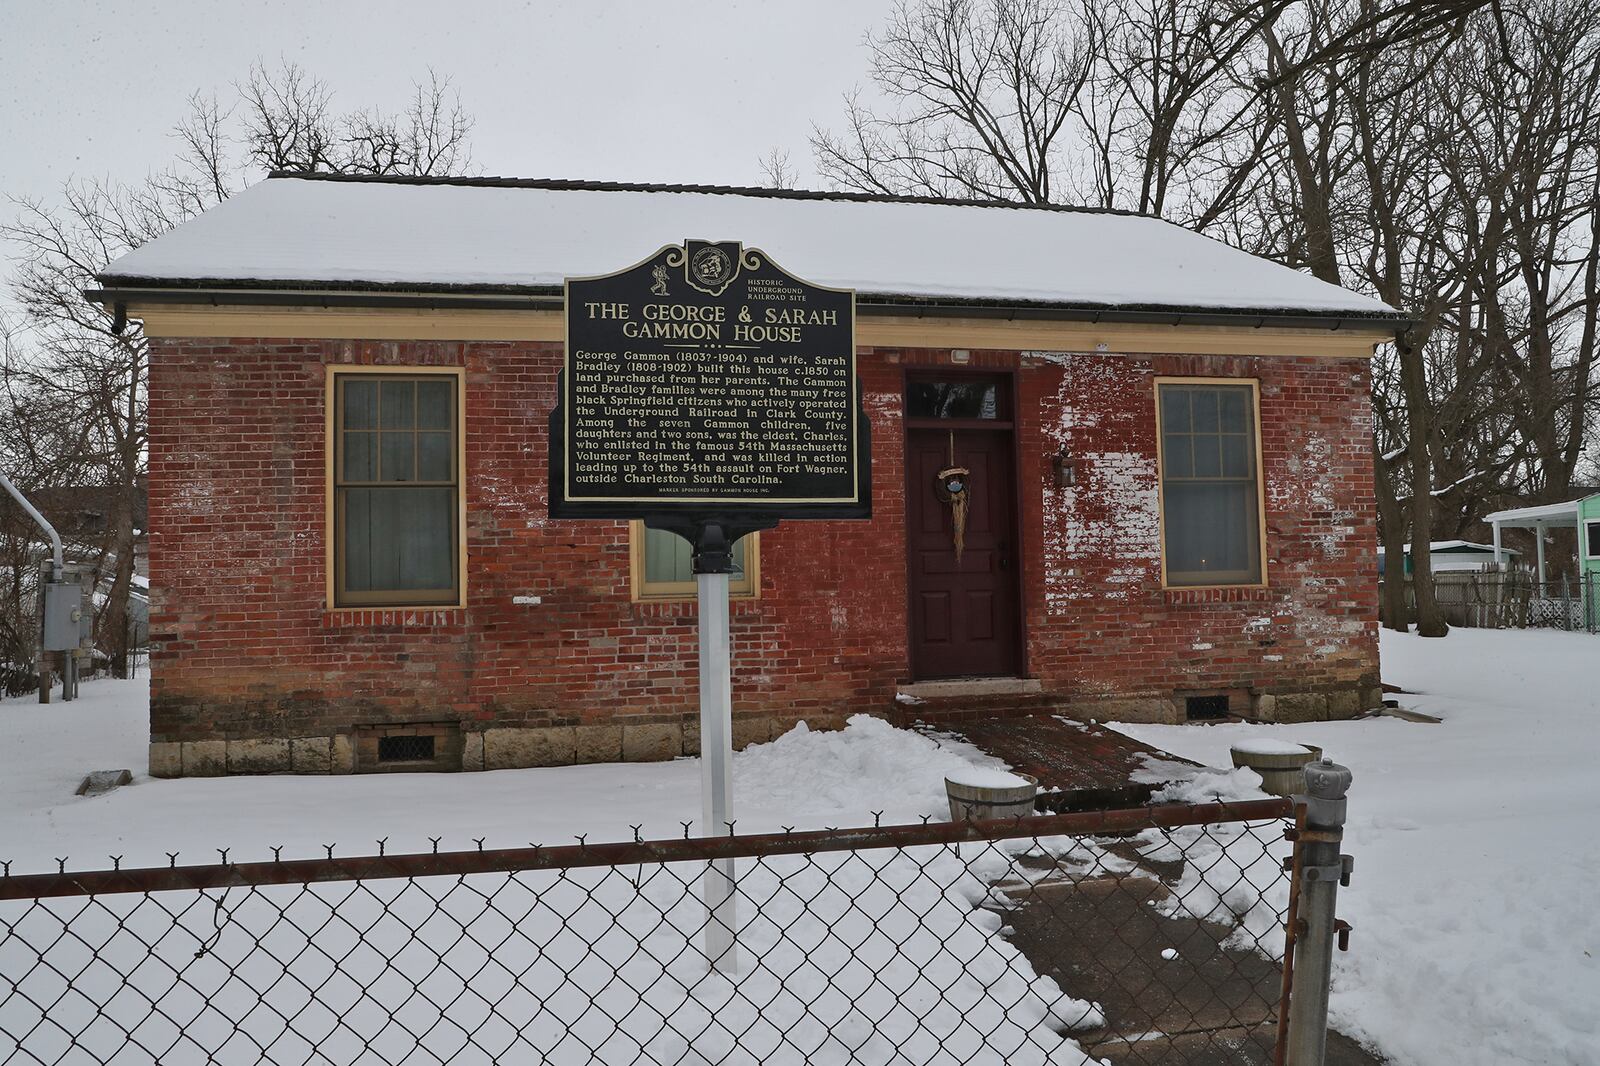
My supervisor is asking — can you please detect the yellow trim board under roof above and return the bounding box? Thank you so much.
[132,304,1388,359]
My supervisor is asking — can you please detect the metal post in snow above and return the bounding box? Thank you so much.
[2,470,69,702]
[695,530,737,975]
[1286,759,1353,1066]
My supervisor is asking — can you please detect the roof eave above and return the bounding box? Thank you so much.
[87,279,1412,334]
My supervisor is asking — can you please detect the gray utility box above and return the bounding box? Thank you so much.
[42,582,84,651]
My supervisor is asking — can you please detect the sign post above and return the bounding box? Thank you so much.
[697,560,735,969]
[552,240,869,973]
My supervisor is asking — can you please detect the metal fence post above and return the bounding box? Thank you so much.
[1286,759,1353,1066]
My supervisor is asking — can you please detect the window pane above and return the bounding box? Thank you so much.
[380,380,415,429]
[418,432,452,481]
[643,527,749,587]
[1219,388,1248,433]
[644,527,693,583]
[1220,435,1249,477]
[1163,482,1260,584]
[1163,390,1192,431]
[417,380,452,429]
[344,489,374,591]
[907,381,999,419]
[343,380,377,429]
[1588,522,1600,558]
[1192,389,1219,432]
[342,432,375,482]
[344,487,454,593]
[1193,436,1221,477]
[1162,435,1193,478]
[380,432,415,482]
[394,488,455,590]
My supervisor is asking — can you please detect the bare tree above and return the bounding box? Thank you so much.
[759,148,799,189]
[815,0,1600,637]
[813,0,1094,202]
[1,62,477,685]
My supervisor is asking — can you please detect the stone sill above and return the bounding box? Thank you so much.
[322,608,467,628]
[898,677,1043,700]
[1163,586,1278,606]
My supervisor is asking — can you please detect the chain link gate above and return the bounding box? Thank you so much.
[1,796,1356,1065]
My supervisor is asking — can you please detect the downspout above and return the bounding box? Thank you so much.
[0,469,64,579]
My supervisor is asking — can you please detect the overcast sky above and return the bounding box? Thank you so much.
[1,0,896,286]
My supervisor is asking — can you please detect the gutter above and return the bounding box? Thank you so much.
[85,283,1413,334]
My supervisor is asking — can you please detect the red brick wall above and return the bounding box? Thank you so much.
[145,338,1378,760]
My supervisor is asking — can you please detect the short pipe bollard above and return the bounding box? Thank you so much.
[1285,758,1353,1066]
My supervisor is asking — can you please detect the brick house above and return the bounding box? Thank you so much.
[90,175,1405,777]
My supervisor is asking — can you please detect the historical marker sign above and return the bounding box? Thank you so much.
[550,240,869,521]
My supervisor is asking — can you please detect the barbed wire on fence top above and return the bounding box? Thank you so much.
[0,798,1294,896]
[0,799,1301,1066]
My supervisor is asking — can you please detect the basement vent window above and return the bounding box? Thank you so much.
[1185,695,1231,721]
[377,735,437,763]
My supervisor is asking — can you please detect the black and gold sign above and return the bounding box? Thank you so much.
[550,241,868,521]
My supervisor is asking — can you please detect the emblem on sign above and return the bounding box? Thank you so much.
[682,239,746,296]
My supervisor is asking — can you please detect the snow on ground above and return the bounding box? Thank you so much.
[1112,628,1600,1066]
[0,688,1104,1065]
[0,686,1001,871]
[6,628,1597,1064]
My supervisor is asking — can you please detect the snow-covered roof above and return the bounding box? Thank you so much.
[1484,495,1599,526]
[1377,541,1516,555]
[98,175,1404,322]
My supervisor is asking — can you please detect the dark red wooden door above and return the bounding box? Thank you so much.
[905,427,1021,679]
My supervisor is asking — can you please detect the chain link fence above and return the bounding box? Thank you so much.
[1,798,1329,1065]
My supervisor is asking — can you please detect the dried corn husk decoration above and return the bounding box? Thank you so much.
[935,431,973,563]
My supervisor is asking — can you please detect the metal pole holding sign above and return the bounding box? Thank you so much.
[696,564,737,971]
[551,239,870,974]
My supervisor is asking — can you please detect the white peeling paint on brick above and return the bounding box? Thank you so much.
[1039,356,1160,612]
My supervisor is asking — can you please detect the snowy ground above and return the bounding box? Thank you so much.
[0,683,1014,872]
[1113,628,1600,1066]
[2,688,1109,1065]
[3,628,1596,1064]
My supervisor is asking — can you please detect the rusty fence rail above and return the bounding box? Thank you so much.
[1,797,1320,1066]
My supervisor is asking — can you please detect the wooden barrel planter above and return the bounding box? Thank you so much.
[945,768,1039,821]
[1229,740,1324,797]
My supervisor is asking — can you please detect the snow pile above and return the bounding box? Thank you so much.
[1228,738,1312,756]
[0,699,1009,872]
[945,766,1036,790]
[1137,766,1288,957]
[1112,628,1600,1066]
[734,714,1004,825]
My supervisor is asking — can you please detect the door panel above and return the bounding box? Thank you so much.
[906,426,1021,679]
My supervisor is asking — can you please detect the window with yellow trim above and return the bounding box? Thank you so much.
[629,522,759,601]
[332,372,462,607]
[1156,380,1265,587]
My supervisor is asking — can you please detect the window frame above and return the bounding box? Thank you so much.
[628,522,760,602]
[1585,519,1600,561]
[325,366,468,610]
[1153,376,1269,590]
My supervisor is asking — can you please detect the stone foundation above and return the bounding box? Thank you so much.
[147,683,1380,778]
